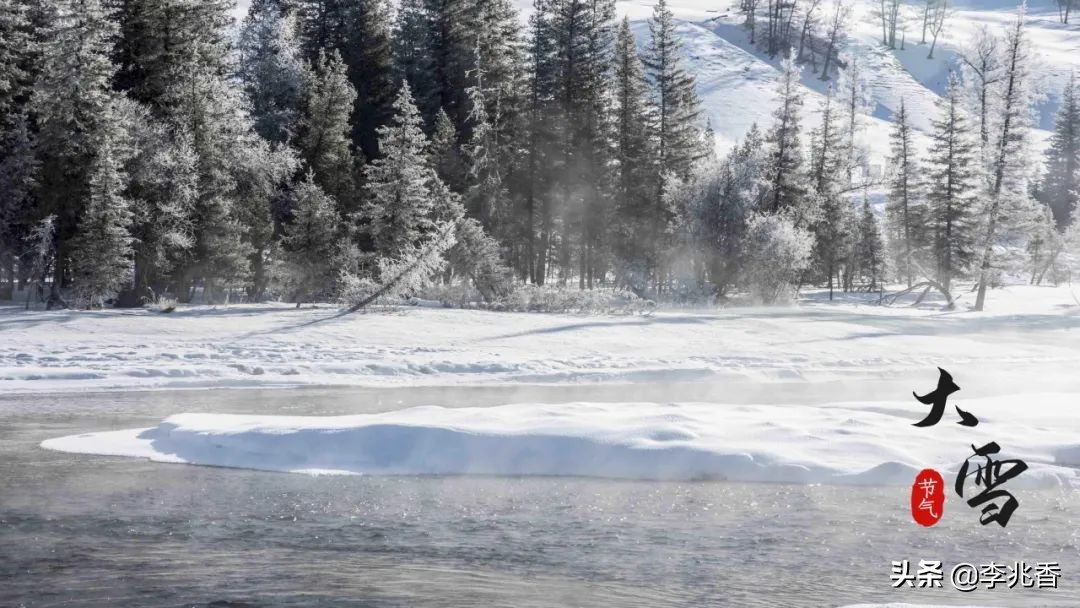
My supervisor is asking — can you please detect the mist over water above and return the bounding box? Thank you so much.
[2,387,1078,607]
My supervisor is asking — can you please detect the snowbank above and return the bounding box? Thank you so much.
[41,397,1080,486]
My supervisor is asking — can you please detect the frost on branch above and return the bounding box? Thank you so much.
[338,221,457,312]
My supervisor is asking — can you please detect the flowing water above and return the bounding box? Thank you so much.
[1,386,1078,607]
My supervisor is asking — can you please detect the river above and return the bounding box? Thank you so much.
[2,386,1077,607]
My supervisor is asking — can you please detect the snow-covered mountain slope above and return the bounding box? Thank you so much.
[636,0,1079,160]
[229,0,1080,162]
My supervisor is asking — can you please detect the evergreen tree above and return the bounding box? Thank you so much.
[692,126,766,298]
[808,87,844,195]
[230,135,300,301]
[282,173,341,304]
[853,197,886,289]
[468,0,526,263]
[111,0,234,110]
[463,69,506,229]
[547,0,616,288]
[343,0,396,159]
[293,0,396,159]
[1041,73,1080,229]
[838,56,871,184]
[612,16,658,290]
[430,107,468,193]
[299,50,359,213]
[885,99,927,287]
[237,6,308,144]
[926,74,980,294]
[167,63,257,302]
[520,0,558,284]
[35,0,126,304]
[642,0,702,182]
[470,0,525,147]
[0,0,34,132]
[69,134,134,308]
[423,0,474,133]
[116,100,197,306]
[360,84,463,256]
[394,0,440,123]
[0,0,40,299]
[764,56,809,219]
[809,88,851,299]
[0,114,37,299]
[974,8,1035,311]
[294,0,352,59]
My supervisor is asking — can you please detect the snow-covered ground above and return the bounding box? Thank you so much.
[4,284,1080,393]
[12,283,1080,486]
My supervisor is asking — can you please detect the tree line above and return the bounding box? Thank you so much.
[0,0,1076,311]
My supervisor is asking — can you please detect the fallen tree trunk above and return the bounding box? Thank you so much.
[882,280,955,309]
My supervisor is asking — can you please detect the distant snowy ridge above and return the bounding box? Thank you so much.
[42,398,1080,486]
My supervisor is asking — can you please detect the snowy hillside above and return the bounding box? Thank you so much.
[230,0,1080,160]
[641,0,1080,159]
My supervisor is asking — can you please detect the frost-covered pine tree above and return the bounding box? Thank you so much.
[838,56,872,184]
[69,135,134,309]
[167,63,258,302]
[231,135,300,301]
[643,0,703,182]
[974,8,1036,311]
[0,114,37,300]
[282,173,342,305]
[853,198,886,290]
[885,99,927,287]
[300,50,360,213]
[112,0,235,108]
[809,88,845,196]
[0,0,34,132]
[691,126,766,298]
[764,56,809,219]
[430,107,467,192]
[116,102,197,307]
[541,0,616,287]
[1041,73,1080,229]
[809,88,852,299]
[34,0,126,304]
[343,0,397,159]
[926,74,980,295]
[360,83,462,256]
[471,0,526,152]
[394,0,440,123]
[612,16,659,287]
[422,0,474,132]
[448,217,514,302]
[237,5,308,144]
[463,61,506,230]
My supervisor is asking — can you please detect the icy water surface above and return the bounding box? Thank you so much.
[1,386,1078,607]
